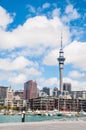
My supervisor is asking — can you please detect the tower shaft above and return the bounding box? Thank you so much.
[59,68,63,92]
[57,36,65,92]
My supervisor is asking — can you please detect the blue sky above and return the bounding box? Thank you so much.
[0,0,86,91]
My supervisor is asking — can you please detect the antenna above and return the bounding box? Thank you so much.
[61,32,63,49]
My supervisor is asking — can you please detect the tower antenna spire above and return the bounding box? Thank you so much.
[61,32,63,49]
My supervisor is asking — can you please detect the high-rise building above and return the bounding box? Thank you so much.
[24,80,38,100]
[58,35,65,92]
[43,87,50,96]
[0,86,8,100]
[63,83,71,92]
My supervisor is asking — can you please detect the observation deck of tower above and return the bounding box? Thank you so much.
[57,35,65,92]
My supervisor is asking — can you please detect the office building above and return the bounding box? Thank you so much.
[63,83,71,92]
[0,86,8,100]
[24,80,38,100]
[43,87,50,96]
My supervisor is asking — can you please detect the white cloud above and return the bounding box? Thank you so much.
[23,68,42,77]
[0,56,38,71]
[9,74,26,86]
[43,48,58,65]
[27,5,36,13]
[0,6,14,30]
[37,77,58,89]
[0,54,42,87]
[13,46,46,58]
[68,70,86,79]
[0,71,15,81]
[64,41,86,71]
[0,16,70,50]
[52,8,60,17]
[0,66,42,87]
[15,16,70,47]
[62,4,80,22]
[42,3,50,9]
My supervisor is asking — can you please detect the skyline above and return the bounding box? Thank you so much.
[0,0,86,91]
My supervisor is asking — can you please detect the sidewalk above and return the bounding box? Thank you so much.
[0,121,86,130]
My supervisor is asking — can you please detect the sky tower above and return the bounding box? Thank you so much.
[58,35,65,92]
